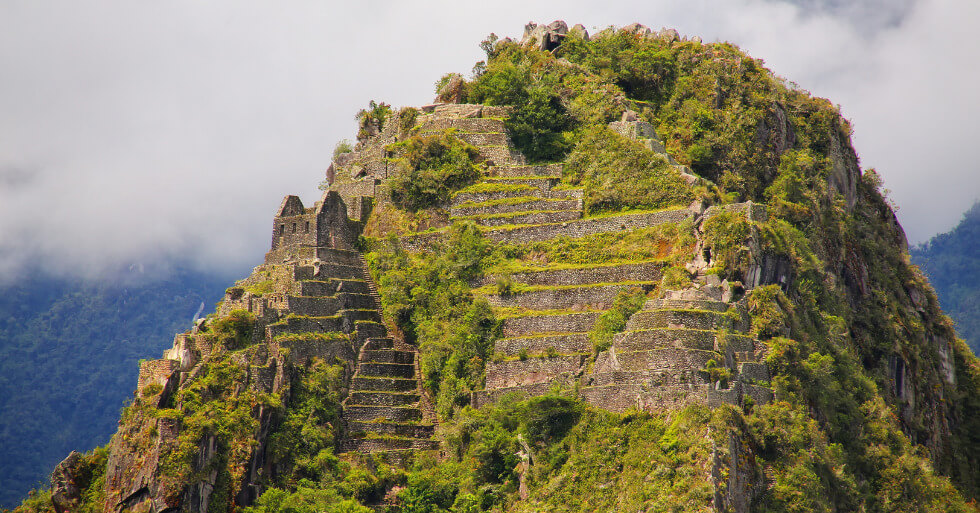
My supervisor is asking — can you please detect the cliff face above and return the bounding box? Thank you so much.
[18,21,980,513]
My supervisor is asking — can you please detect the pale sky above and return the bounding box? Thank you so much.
[1,0,977,281]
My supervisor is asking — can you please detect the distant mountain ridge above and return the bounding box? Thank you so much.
[912,201,980,354]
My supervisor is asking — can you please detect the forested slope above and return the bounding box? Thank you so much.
[912,202,980,354]
[0,267,231,508]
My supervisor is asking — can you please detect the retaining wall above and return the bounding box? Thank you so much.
[484,355,585,389]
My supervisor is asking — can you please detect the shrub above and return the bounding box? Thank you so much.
[332,139,354,160]
[564,126,694,215]
[590,287,647,353]
[210,309,256,349]
[387,131,484,211]
[355,100,392,142]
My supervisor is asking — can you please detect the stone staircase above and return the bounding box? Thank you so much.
[580,283,773,411]
[341,335,439,455]
[473,261,668,405]
[324,101,772,416]
[339,256,438,458]
[449,164,584,228]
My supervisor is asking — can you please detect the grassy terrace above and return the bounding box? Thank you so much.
[471,280,658,296]
[483,258,670,275]
[451,182,536,195]
[392,207,692,237]
[492,307,606,319]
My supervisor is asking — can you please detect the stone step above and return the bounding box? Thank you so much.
[614,329,756,353]
[360,349,415,365]
[420,103,510,118]
[284,294,376,316]
[296,278,370,296]
[485,354,586,389]
[357,362,416,378]
[275,335,354,366]
[579,383,713,413]
[344,405,422,423]
[484,209,694,244]
[625,309,749,333]
[476,145,525,166]
[481,283,655,311]
[353,321,387,341]
[737,362,770,382]
[341,437,440,453]
[351,376,418,392]
[548,188,585,200]
[347,391,420,407]
[595,347,720,374]
[485,176,558,191]
[288,247,363,267]
[500,311,602,338]
[587,369,710,388]
[481,261,666,287]
[494,333,590,357]
[451,185,544,206]
[347,421,435,439]
[420,117,507,133]
[453,131,509,146]
[361,337,395,351]
[293,263,364,281]
[449,197,581,217]
[266,315,343,339]
[490,164,562,178]
[643,298,730,312]
[453,209,582,227]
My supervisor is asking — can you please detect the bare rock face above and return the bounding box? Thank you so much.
[623,22,652,37]
[436,74,465,104]
[569,23,589,41]
[521,20,568,51]
[50,452,85,513]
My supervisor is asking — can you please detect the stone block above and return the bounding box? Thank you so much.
[344,405,422,422]
[347,391,420,407]
[360,349,415,365]
[485,209,693,245]
[483,261,665,287]
[351,376,417,392]
[347,421,435,439]
[485,355,585,389]
[614,328,717,352]
[358,362,415,378]
[500,311,601,337]
[450,197,580,217]
[483,283,647,311]
[491,164,562,178]
[597,347,718,374]
[494,333,590,357]
[737,362,770,382]
[471,209,583,227]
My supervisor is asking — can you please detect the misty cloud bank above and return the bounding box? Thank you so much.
[1,0,976,282]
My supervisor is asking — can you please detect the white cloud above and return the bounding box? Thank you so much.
[0,0,976,281]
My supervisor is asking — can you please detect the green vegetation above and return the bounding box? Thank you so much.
[356,100,392,142]
[464,41,575,162]
[367,223,499,420]
[912,201,980,354]
[0,267,230,509]
[702,210,752,279]
[564,125,693,214]
[589,288,647,353]
[12,23,980,513]
[387,131,485,211]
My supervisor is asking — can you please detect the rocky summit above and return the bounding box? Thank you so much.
[14,21,980,513]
